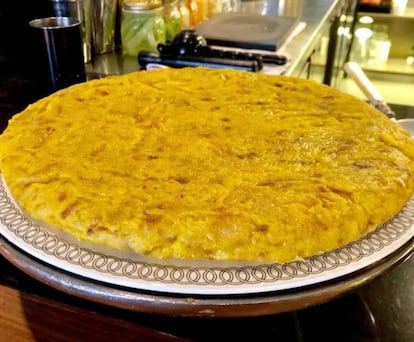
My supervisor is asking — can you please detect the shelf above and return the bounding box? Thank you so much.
[358,7,414,19]
[354,8,414,65]
[311,57,414,83]
[359,57,414,76]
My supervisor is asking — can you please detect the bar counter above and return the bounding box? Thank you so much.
[85,0,342,79]
[1,0,414,341]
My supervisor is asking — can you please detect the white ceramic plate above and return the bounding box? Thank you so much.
[1,174,413,296]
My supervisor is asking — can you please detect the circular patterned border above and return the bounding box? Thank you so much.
[1,175,413,288]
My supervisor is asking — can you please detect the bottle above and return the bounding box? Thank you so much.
[207,0,223,18]
[185,0,198,27]
[178,0,190,29]
[368,24,391,65]
[221,0,241,13]
[407,46,414,66]
[163,0,182,42]
[351,16,374,64]
[121,0,166,56]
[194,0,208,24]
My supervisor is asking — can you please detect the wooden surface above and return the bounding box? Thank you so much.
[0,273,186,342]
[2,252,414,342]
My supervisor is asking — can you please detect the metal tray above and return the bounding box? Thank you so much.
[1,233,412,318]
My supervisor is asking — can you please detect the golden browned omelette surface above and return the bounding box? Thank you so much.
[1,67,414,262]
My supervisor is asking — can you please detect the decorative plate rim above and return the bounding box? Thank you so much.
[1,173,413,295]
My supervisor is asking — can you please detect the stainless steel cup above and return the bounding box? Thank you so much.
[92,0,117,54]
[49,0,93,63]
[29,17,87,92]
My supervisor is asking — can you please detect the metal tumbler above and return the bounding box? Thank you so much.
[29,17,87,92]
[92,0,117,54]
[48,0,93,63]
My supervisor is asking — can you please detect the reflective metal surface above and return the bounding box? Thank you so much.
[92,0,117,54]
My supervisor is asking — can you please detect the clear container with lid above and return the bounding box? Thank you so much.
[121,0,166,56]
[162,0,182,42]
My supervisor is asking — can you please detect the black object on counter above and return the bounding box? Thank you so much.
[195,12,299,51]
[138,30,287,71]
[138,52,262,71]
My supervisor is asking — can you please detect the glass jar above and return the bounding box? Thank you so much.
[194,0,208,24]
[162,0,182,42]
[368,24,391,65]
[185,0,198,27]
[178,0,190,29]
[221,0,240,13]
[351,16,374,64]
[207,0,222,18]
[121,0,166,56]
